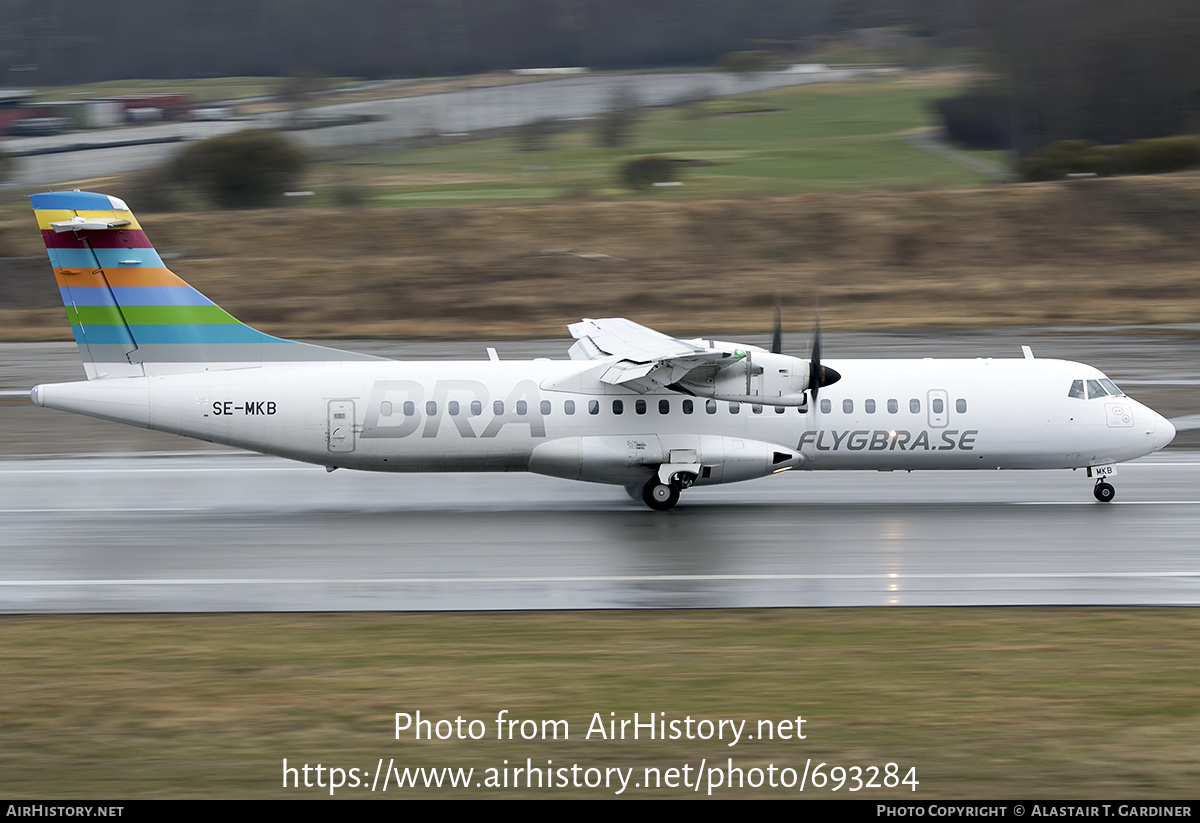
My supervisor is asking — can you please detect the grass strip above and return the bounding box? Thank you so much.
[2,608,1198,797]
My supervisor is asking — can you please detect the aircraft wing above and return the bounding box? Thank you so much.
[567,317,737,391]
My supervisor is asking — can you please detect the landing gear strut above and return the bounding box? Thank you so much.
[1093,480,1116,503]
[642,477,681,511]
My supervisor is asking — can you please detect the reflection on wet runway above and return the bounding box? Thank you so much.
[2,451,1199,612]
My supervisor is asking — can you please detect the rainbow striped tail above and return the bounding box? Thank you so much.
[31,190,376,379]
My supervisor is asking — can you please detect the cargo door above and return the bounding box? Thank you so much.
[327,400,356,453]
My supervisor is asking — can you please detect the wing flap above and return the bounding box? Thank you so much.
[568,317,708,362]
[567,317,741,392]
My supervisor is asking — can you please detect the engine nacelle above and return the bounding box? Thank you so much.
[529,434,804,486]
[676,350,812,407]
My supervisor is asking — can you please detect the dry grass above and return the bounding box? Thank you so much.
[3,174,1200,341]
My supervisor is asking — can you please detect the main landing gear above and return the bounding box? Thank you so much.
[642,479,680,511]
[638,471,696,511]
[1093,480,1116,503]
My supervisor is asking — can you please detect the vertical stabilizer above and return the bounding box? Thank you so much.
[30,191,379,378]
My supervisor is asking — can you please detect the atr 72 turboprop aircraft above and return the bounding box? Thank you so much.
[27,190,1176,510]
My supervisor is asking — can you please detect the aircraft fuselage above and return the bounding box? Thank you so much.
[32,355,1175,489]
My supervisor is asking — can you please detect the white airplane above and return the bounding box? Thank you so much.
[28,190,1176,510]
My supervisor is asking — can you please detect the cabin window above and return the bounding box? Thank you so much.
[820,399,831,414]
[635,399,646,415]
[843,399,853,414]
[493,400,504,415]
[729,403,740,414]
[932,398,944,414]
[426,401,437,415]
[1087,379,1106,399]
[403,401,416,416]
[540,400,551,415]
[956,398,967,413]
[448,401,460,416]
[752,404,763,414]
[865,399,876,414]
[775,406,785,414]
[706,399,717,414]
[683,399,694,414]
[588,400,599,415]
[910,399,921,413]
[381,401,393,416]
[659,399,670,414]
[612,399,624,414]
[887,399,898,414]
[516,400,527,415]
[565,400,576,415]
[470,400,482,416]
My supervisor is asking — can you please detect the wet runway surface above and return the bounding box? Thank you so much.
[1,329,1198,613]
[1,451,1198,612]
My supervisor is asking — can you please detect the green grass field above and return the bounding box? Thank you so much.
[3,609,1199,798]
[330,73,999,207]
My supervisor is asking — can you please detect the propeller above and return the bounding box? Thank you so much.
[770,294,840,404]
[771,294,783,355]
[808,308,840,403]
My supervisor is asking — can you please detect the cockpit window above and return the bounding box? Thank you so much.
[1071,378,1124,400]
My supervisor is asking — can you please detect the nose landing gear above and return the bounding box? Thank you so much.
[1093,480,1116,502]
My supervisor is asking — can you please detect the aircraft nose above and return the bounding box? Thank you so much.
[1153,412,1176,451]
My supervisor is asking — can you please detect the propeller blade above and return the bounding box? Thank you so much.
[811,316,822,402]
[771,295,782,355]
[809,312,840,402]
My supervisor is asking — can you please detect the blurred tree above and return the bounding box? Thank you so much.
[123,167,184,212]
[1018,136,1200,181]
[0,144,13,185]
[716,50,776,79]
[932,87,1015,150]
[595,85,640,149]
[518,117,555,152]
[171,129,306,209]
[980,0,1200,152]
[278,73,329,123]
[619,156,680,190]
